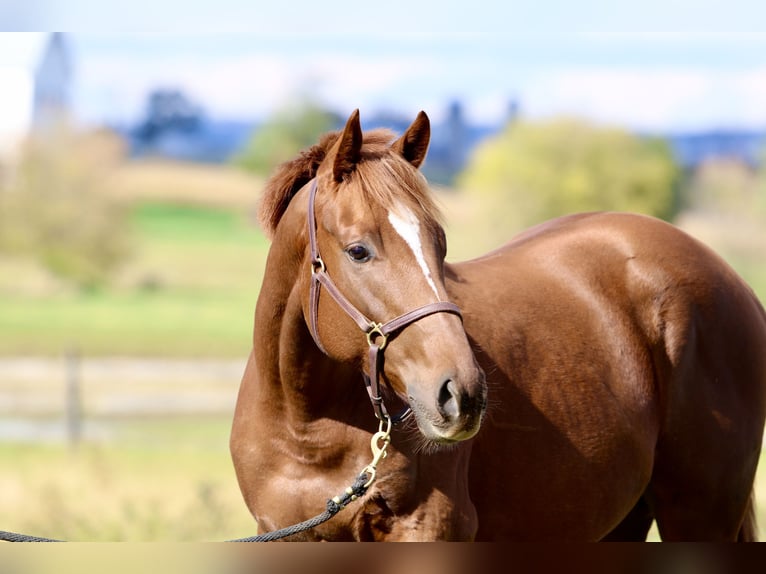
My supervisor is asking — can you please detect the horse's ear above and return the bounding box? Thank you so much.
[333,109,363,183]
[392,111,430,168]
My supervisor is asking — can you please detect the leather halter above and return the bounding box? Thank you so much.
[306,179,462,423]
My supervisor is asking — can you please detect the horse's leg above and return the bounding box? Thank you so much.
[639,259,766,542]
[600,495,654,541]
[649,340,763,540]
[648,387,761,541]
[650,467,758,541]
[737,492,758,542]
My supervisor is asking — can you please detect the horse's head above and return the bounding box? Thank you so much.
[260,110,487,444]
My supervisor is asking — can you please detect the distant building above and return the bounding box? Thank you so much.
[445,101,467,169]
[32,32,72,132]
[422,101,504,185]
[361,102,504,185]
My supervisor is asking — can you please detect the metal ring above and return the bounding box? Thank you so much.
[366,323,388,349]
[311,257,326,275]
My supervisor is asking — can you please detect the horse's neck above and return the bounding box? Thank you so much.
[252,239,366,430]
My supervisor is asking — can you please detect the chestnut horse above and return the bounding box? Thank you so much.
[231,109,766,541]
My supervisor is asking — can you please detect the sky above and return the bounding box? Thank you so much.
[2,1,766,151]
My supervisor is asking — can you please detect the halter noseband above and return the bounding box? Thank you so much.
[306,179,462,423]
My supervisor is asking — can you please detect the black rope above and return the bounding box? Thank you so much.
[0,530,61,542]
[0,471,371,543]
[227,471,371,542]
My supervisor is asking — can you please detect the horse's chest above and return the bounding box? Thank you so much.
[254,446,476,541]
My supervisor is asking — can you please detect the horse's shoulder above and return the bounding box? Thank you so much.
[445,211,699,304]
[461,212,692,263]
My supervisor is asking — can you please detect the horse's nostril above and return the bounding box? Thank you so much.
[437,379,460,420]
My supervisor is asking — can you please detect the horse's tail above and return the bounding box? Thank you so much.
[737,490,758,542]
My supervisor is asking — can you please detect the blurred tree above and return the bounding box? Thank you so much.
[234,101,340,176]
[456,118,680,243]
[0,126,132,290]
[134,88,204,142]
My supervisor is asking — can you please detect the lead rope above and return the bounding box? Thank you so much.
[0,417,393,543]
[229,415,392,542]
[0,531,61,542]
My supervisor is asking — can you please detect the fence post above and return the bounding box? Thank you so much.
[65,348,82,448]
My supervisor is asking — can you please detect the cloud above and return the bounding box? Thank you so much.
[74,49,439,124]
[731,69,766,124]
[74,52,293,123]
[61,32,766,132]
[522,67,766,131]
[0,67,33,154]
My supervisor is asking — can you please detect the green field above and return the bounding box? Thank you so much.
[0,201,269,357]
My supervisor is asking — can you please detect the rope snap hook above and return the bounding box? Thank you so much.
[362,415,392,487]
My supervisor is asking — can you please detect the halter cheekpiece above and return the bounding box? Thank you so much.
[306,179,462,423]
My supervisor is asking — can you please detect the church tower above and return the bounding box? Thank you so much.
[32,32,72,132]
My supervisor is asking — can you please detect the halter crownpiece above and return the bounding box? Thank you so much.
[305,179,463,423]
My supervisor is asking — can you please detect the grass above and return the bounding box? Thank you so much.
[0,416,257,542]
[0,290,255,357]
[0,197,269,357]
[124,202,269,293]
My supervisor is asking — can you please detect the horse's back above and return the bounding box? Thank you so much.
[446,212,766,540]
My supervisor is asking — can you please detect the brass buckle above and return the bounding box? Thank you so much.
[366,323,388,349]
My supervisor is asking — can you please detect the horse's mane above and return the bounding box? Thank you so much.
[258,128,441,239]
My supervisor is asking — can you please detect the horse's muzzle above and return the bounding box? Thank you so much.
[408,368,487,443]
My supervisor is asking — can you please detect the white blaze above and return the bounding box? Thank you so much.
[387,205,441,300]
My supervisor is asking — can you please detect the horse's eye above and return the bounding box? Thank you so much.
[346,244,372,262]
